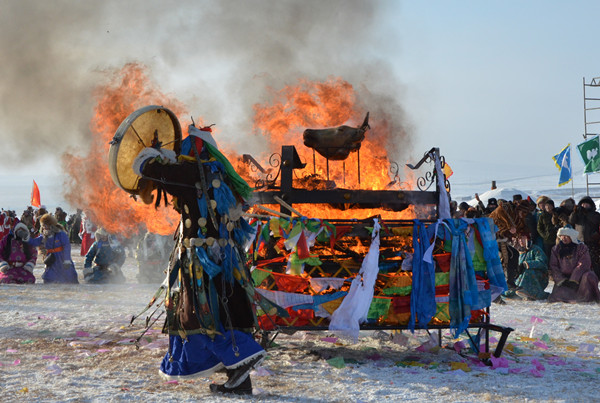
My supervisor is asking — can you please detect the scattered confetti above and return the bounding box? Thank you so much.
[327,357,346,368]
[450,361,471,372]
[490,356,509,369]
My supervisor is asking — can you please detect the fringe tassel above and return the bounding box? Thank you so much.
[197,193,208,219]
[195,247,222,279]
[213,181,237,216]
[219,223,234,283]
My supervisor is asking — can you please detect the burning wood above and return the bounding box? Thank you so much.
[303,112,370,160]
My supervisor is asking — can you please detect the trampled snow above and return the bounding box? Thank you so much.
[1,246,599,402]
[2,161,600,401]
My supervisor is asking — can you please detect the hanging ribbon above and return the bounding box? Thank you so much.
[445,219,480,338]
[409,220,437,332]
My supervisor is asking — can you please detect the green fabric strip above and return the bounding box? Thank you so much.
[205,141,253,200]
[367,298,391,321]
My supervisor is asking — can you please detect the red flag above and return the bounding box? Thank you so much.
[31,180,41,208]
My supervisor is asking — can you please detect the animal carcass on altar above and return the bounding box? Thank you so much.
[303,112,370,160]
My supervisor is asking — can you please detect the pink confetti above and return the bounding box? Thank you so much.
[27,322,35,327]
[13,359,20,365]
[530,368,544,377]
[76,331,90,337]
[531,359,545,371]
[532,341,549,350]
[320,337,338,343]
[166,380,179,385]
[490,355,509,369]
[97,349,110,353]
[530,316,543,324]
[6,349,18,353]
[453,341,466,352]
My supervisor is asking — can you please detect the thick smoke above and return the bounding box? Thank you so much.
[0,0,410,169]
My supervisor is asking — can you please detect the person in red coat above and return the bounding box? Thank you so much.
[79,211,96,256]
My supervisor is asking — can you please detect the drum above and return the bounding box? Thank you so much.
[108,105,182,195]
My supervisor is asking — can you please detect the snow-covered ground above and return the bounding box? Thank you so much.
[1,246,599,402]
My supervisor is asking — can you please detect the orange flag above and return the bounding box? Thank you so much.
[442,162,453,179]
[31,180,41,208]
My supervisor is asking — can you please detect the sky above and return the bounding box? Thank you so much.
[2,0,600,211]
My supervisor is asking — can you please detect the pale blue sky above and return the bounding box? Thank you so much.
[387,1,600,193]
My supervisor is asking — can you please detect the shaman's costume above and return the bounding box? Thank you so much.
[132,124,265,393]
[0,223,38,284]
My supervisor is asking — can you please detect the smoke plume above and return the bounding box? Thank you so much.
[0,0,411,172]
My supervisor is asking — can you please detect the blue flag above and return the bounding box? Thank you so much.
[552,144,572,187]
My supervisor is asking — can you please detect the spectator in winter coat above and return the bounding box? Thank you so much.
[19,208,35,234]
[553,198,575,228]
[537,199,559,259]
[569,196,600,278]
[67,209,83,244]
[79,211,97,256]
[475,194,497,216]
[29,214,78,284]
[548,227,600,303]
[83,227,126,284]
[513,236,549,301]
[0,223,38,284]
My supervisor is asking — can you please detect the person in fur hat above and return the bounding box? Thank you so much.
[0,222,38,284]
[568,196,600,277]
[28,213,78,284]
[83,227,126,284]
[548,226,600,303]
[553,198,575,228]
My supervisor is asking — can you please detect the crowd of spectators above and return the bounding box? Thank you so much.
[450,194,600,303]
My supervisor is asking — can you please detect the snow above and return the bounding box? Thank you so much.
[1,245,599,402]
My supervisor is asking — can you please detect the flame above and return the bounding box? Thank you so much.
[234,77,417,220]
[62,68,420,233]
[62,63,186,236]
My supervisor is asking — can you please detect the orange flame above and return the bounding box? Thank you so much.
[62,63,186,237]
[232,77,416,220]
[63,68,418,233]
